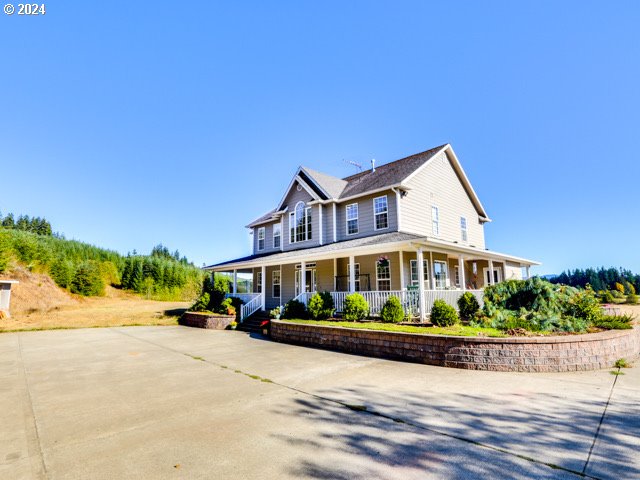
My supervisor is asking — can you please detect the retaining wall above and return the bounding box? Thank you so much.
[270,320,640,372]
[180,312,235,330]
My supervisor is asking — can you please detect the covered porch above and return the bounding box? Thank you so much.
[208,233,538,321]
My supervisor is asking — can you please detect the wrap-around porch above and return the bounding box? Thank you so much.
[220,247,532,321]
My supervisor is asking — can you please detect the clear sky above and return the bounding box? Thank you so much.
[1,1,639,274]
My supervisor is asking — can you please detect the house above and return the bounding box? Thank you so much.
[205,144,539,321]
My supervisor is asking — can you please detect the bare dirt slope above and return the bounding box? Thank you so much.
[0,267,189,332]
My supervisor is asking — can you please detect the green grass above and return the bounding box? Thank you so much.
[282,319,506,337]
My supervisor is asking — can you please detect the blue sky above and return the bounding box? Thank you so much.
[1,1,639,274]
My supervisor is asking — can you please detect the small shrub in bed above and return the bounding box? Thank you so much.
[626,293,638,305]
[380,296,404,323]
[343,293,369,321]
[457,292,480,321]
[282,299,307,319]
[430,299,459,327]
[592,314,634,330]
[307,291,335,319]
[191,292,210,312]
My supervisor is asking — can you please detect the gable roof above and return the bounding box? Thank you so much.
[250,143,489,227]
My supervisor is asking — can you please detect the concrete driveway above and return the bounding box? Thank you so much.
[1,326,638,479]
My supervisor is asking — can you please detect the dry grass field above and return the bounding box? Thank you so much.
[0,268,189,332]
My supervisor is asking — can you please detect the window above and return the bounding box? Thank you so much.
[410,260,429,288]
[374,195,388,230]
[432,206,439,236]
[290,202,312,243]
[272,270,281,298]
[256,271,262,293]
[273,223,281,249]
[433,261,447,289]
[346,203,359,235]
[460,216,467,242]
[257,227,265,251]
[347,263,361,291]
[377,261,391,291]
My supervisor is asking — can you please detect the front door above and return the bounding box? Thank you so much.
[295,269,316,295]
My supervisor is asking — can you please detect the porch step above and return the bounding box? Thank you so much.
[238,312,269,333]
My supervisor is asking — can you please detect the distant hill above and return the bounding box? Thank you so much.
[540,274,558,280]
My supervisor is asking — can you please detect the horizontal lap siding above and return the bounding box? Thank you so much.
[266,265,281,310]
[281,264,297,303]
[253,220,281,255]
[401,151,485,249]
[336,191,398,242]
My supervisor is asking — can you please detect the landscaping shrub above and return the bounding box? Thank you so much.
[343,293,369,321]
[217,298,235,316]
[282,299,307,319]
[380,296,404,323]
[611,289,624,299]
[430,299,459,326]
[70,261,105,296]
[228,296,245,318]
[600,291,614,304]
[614,282,625,294]
[191,292,210,312]
[307,291,335,320]
[626,293,638,305]
[624,282,636,295]
[592,314,634,330]
[457,292,480,321]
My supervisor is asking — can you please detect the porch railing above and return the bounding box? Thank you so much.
[226,293,262,322]
[289,289,484,318]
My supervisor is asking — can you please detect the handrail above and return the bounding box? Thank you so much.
[240,294,263,322]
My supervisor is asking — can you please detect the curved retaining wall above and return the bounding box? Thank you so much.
[270,320,640,372]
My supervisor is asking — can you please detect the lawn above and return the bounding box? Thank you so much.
[281,319,507,337]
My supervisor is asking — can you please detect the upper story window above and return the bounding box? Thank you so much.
[289,201,312,243]
[346,203,358,235]
[432,206,439,236]
[374,195,388,230]
[273,223,281,249]
[460,216,467,242]
[257,227,265,251]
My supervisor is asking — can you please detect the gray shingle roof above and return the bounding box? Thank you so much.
[301,167,348,198]
[206,232,425,269]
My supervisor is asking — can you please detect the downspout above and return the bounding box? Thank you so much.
[391,187,402,232]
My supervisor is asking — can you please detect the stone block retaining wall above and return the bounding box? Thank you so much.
[180,312,235,330]
[270,320,640,372]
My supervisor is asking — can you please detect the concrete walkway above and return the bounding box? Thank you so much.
[1,326,638,479]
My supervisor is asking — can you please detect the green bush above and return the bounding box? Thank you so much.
[611,289,624,299]
[600,291,614,303]
[70,261,105,296]
[627,293,638,305]
[0,231,10,273]
[307,291,335,320]
[457,292,480,321]
[49,258,75,289]
[191,292,210,312]
[592,314,634,330]
[282,299,307,319]
[380,296,404,323]
[216,297,235,315]
[343,293,369,321]
[430,299,459,326]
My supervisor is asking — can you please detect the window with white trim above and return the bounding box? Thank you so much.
[374,195,388,230]
[289,201,312,243]
[256,271,262,293]
[347,263,361,291]
[346,203,358,235]
[460,216,467,242]
[410,260,429,288]
[272,270,281,298]
[273,223,281,249]
[433,261,447,289]
[257,227,265,251]
[432,206,439,236]
[376,261,391,291]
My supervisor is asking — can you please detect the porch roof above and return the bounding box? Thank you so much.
[205,232,540,271]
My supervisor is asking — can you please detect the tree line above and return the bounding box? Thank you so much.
[550,267,639,293]
[0,211,52,236]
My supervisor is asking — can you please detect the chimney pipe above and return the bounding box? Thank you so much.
[371,159,376,173]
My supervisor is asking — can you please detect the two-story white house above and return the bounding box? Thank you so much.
[205,144,539,321]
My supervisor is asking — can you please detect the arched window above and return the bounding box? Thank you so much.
[289,201,312,243]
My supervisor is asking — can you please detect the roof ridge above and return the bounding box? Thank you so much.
[341,144,448,181]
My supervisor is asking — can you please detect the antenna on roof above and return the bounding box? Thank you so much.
[343,159,362,173]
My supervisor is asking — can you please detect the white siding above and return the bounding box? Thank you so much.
[401,151,485,248]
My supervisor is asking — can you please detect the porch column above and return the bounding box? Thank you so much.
[399,251,405,290]
[429,251,435,290]
[232,269,237,294]
[488,259,494,285]
[319,204,324,245]
[260,265,266,310]
[417,248,426,321]
[300,261,307,297]
[348,255,355,293]
[458,255,466,291]
[333,258,337,291]
[332,203,337,243]
[526,265,530,280]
